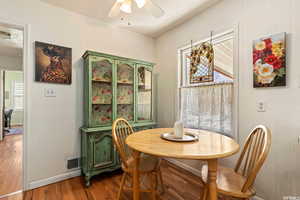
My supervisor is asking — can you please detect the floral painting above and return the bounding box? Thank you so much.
[35,41,72,84]
[253,33,286,88]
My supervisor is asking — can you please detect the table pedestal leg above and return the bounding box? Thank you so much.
[133,150,141,200]
[207,159,218,200]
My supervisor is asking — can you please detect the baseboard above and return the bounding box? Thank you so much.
[164,158,264,200]
[28,169,81,190]
[252,196,264,200]
[0,190,22,199]
[164,158,202,177]
[11,123,23,126]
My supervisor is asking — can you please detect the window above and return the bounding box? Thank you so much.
[13,81,24,110]
[178,31,235,137]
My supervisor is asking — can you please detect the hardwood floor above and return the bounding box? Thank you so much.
[1,160,228,200]
[0,135,22,196]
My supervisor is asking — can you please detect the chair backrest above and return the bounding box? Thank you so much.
[112,118,134,169]
[234,125,271,192]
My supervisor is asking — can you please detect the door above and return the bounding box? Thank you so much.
[116,61,135,122]
[0,70,4,141]
[90,132,115,169]
[89,57,114,127]
[136,65,153,122]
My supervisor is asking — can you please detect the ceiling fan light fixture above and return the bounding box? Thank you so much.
[120,0,132,13]
[134,0,146,8]
[0,31,11,39]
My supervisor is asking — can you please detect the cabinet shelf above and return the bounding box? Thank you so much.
[139,89,152,92]
[92,103,112,105]
[92,79,112,83]
[117,81,133,85]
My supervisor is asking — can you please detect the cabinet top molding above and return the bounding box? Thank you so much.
[82,50,155,66]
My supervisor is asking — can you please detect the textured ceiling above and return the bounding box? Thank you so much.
[41,0,220,37]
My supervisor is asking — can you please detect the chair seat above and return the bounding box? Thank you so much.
[123,154,159,173]
[201,164,256,198]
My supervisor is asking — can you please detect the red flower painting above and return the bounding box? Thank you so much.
[253,33,286,87]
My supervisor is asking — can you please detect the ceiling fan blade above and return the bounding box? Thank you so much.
[108,1,122,18]
[144,0,165,18]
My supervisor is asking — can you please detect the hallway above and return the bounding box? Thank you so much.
[0,135,22,196]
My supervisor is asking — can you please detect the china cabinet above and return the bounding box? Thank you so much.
[81,51,156,186]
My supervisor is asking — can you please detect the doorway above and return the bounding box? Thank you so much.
[0,24,24,198]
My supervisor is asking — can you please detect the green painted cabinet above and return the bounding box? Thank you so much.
[81,51,156,186]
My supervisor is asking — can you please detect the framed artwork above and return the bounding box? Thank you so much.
[35,41,72,84]
[253,33,286,88]
[189,42,214,84]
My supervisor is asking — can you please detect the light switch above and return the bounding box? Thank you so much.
[257,101,265,112]
[44,88,56,97]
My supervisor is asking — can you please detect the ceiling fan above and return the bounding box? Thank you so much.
[108,0,165,18]
[0,30,11,39]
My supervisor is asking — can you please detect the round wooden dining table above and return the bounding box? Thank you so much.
[126,128,240,200]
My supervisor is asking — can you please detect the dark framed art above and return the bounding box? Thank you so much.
[35,41,72,84]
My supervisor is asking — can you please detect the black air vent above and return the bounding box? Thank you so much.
[67,158,80,170]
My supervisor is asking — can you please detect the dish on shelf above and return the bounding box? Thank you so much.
[117,80,133,84]
[92,79,111,83]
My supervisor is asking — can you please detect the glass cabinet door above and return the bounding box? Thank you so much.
[137,66,152,121]
[91,58,113,126]
[117,61,134,121]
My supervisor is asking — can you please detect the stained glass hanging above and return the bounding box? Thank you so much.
[189,41,214,84]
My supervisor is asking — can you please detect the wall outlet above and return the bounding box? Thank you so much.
[257,101,266,112]
[44,88,56,97]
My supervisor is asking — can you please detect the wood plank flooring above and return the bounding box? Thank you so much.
[0,135,22,196]
[2,160,208,200]
[1,160,230,200]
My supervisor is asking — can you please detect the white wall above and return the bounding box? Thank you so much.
[0,0,155,186]
[155,0,300,199]
[0,55,22,71]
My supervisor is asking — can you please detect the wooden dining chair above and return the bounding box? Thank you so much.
[200,125,272,200]
[112,118,164,200]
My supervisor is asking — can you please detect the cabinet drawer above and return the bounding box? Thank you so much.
[89,132,115,169]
